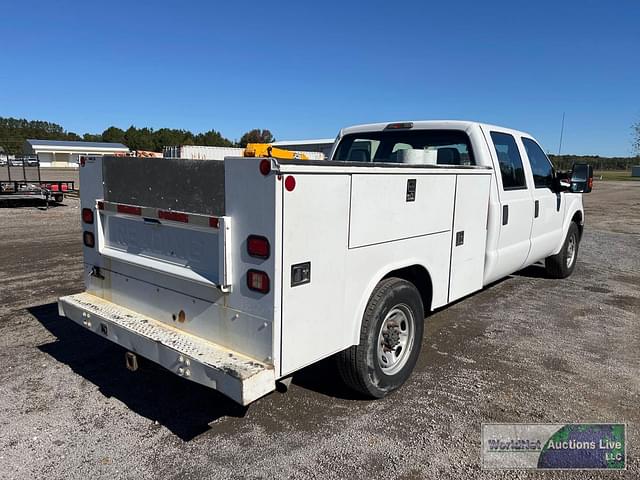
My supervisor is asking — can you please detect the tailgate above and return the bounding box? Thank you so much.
[97,200,231,290]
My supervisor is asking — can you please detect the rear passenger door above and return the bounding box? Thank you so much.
[482,128,534,278]
[521,137,564,263]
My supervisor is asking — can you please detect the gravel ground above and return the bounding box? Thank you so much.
[0,181,638,479]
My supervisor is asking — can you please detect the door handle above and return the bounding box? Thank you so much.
[534,200,539,218]
[502,205,509,225]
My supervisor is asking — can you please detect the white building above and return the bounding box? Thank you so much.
[24,139,130,168]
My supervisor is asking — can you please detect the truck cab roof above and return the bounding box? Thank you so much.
[340,120,534,140]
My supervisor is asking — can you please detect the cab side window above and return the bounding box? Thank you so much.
[490,132,526,190]
[522,137,554,189]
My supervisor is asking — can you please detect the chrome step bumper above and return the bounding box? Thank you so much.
[58,292,275,405]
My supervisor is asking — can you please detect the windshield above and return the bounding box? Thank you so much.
[333,129,475,165]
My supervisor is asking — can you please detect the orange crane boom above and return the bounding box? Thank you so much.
[243,143,309,160]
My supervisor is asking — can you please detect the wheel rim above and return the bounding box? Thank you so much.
[566,233,577,268]
[377,304,415,376]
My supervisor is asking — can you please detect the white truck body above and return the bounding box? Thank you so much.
[58,120,586,405]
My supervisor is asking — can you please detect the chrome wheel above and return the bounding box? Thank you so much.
[566,233,577,268]
[377,304,415,376]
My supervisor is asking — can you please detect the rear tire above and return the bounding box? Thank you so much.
[337,277,424,398]
[545,222,580,278]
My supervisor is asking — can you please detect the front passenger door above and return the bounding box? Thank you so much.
[521,137,564,263]
[483,129,534,278]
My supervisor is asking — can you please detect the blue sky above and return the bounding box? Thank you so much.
[1,0,638,156]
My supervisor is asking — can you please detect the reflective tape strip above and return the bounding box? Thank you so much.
[158,210,189,223]
[141,206,157,218]
[189,214,213,228]
[117,204,142,216]
[96,200,220,229]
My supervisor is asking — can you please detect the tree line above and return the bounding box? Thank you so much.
[1,116,638,169]
[0,117,274,154]
[548,154,638,171]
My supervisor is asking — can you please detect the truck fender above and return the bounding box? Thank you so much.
[349,261,433,346]
[551,195,584,256]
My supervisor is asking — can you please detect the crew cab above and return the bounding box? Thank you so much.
[58,120,592,405]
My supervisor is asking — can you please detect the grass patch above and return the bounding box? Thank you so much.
[594,170,640,181]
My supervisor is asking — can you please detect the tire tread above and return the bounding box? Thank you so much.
[337,277,415,397]
[545,222,579,279]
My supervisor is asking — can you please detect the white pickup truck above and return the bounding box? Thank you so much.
[58,120,593,405]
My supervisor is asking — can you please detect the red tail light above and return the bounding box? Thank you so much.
[588,177,593,190]
[82,208,94,224]
[259,159,271,175]
[247,269,270,294]
[83,231,95,248]
[247,235,270,259]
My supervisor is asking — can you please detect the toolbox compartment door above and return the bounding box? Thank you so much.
[97,206,232,290]
[349,174,456,248]
[447,174,491,302]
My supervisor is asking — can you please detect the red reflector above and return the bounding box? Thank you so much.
[82,208,94,224]
[117,204,142,216]
[159,210,189,223]
[209,217,219,228]
[97,201,104,210]
[284,175,296,191]
[247,269,270,294]
[259,159,271,175]
[83,231,95,248]
[247,235,270,259]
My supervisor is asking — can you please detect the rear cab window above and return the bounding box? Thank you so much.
[333,130,475,166]
[490,132,527,190]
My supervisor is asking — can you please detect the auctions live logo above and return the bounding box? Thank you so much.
[482,423,626,470]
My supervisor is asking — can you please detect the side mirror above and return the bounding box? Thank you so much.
[570,163,593,193]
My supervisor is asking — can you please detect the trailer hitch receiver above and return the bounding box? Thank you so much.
[125,352,138,371]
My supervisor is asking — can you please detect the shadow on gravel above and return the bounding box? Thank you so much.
[513,264,550,279]
[28,302,248,441]
[0,198,66,209]
[290,357,368,401]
